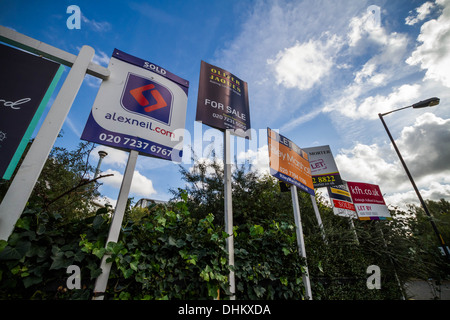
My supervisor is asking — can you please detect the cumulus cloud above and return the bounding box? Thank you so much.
[335,113,450,208]
[280,6,412,129]
[405,1,436,26]
[324,83,421,120]
[101,169,157,198]
[396,112,450,178]
[336,114,450,186]
[348,6,385,47]
[357,84,421,119]
[91,146,129,168]
[212,0,365,124]
[385,182,450,210]
[267,34,343,90]
[406,0,450,87]
[335,143,405,192]
[237,145,270,175]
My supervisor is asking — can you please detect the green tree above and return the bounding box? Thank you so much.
[1,139,108,222]
[406,199,450,281]
[172,157,449,299]
[1,146,448,300]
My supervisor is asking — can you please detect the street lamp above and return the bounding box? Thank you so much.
[378,97,450,260]
[94,150,108,179]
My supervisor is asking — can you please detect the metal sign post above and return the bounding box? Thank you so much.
[291,185,312,300]
[223,129,236,300]
[93,150,139,300]
[310,194,327,243]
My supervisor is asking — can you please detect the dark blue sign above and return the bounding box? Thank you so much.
[0,44,63,179]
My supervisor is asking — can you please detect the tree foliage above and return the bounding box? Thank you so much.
[0,146,449,300]
[0,139,104,221]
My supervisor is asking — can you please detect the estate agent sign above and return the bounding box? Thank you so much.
[81,49,189,161]
[196,61,251,138]
[347,181,391,220]
[268,128,314,196]
[0,44,63,179]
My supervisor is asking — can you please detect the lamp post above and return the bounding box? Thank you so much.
[94,150,108,179]
[378,97,450,260]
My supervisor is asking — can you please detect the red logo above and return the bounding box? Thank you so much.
[121,73,173,125]
[129,84,167,113]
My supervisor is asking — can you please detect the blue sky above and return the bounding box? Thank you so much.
[1,0,450,210]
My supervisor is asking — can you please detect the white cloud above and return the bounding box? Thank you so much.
[405,1,436,26]
[324,83,421,120]
[348,8,385,47]
[237,145,270,175]
[92,49,110,67]
[131,170,157,197]
[406,0,450,87]
[396,112,450,179]
[277,6,412,130]
[335,143,405,192]
[101,169,156,198]
[91,146,129,168]
[385,182,450,210]
[335,113,450,208]
[267,34,343,90]
[321,14,413,120]
[78,48,110,88]
[212,0,365,124]
[81,14,111,32]
[357,84,421,119]
[280,108,323,132]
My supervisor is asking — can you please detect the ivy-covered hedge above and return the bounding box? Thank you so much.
[0,192,307,300]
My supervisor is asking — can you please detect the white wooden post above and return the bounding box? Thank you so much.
[0,45,95,240]
[310,194,327,243]
[93,150,139,300]
[291,185,312,300]
[223,129,235,299]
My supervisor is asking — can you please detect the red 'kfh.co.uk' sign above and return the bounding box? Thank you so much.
[346,181,391,220]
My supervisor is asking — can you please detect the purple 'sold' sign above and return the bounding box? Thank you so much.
[81,49,189,161]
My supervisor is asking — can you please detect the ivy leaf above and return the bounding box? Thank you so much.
[50,252,70,270]
[168,236,177,246]
[0,240,7,252]
[36,224,46,235]
[0,241,31,261]
[16,217,31,231]
[318,261,324,273]
[23,276,42,288]
[92,215,105,230]
[122,267,133,279]
[130,260,138,272]
[92,247,106,259]
[253,286,266,298]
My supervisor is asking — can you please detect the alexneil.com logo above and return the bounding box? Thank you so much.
[121,73,173,125]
